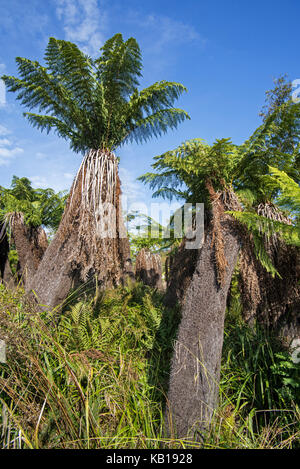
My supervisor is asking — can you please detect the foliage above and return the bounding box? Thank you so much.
[2,34,189,154]
[236,76,300,204]
[221,319,300,438]
[259,74,293,122]
[229,166,300,250]
[139,138,241,205]
[139,75,300,211]
[0,283,180,449]
[0,283,298,449]
[0,176,67,230]
[127,212,181,258]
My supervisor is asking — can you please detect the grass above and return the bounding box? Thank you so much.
[0,281,299,449]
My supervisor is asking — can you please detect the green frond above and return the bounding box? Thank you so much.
[0,176,67,230]
[267,166,300,212]
[128,81,187,115]
[151,187,189,201]
[96,34,142,100]
[124,108,190,145]
[139,138,240,203]
[236,100,300,200]
[3,34,189,153]
[228,209,300,260]
[45,37,95,109]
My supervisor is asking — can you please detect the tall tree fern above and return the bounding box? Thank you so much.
[1,34,189,307]
[2,34,189,153]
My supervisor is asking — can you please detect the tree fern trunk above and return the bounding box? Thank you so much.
[10,214,48,286]
[26,149,133,309]
[135,248,163,289]
[0,223,10,283]
[165,211,241,439]
[239,234,300,343]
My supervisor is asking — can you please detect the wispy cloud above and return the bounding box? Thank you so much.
[0,125,10,136]
[0,139,11,147]
[144,14,203,50]
[30,171,75,192]
[63,172,75,180]
[29,175,49,189]
[0,145,23,166]
[127,12,205,53]
[55,0,107,56]
[0,123,23,165]
[35,152,48,160]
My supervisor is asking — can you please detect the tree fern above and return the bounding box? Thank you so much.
[2,34,190,154]
[139,138,241,204]
[230,166,300,251]
[0,176,66,230]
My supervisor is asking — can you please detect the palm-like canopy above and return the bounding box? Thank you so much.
[2,34,190,153]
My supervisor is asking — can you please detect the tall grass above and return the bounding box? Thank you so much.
[0,282,299,449]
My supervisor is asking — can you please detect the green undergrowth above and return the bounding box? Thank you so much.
[0,282,299,449]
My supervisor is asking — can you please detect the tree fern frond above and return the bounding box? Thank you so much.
[129,81,187,115]
[96,34,142,100]
[267,166,300,212]
[124,108,190,145]
[2,34,189,153]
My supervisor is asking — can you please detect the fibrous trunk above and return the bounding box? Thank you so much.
[0,223,13,285]
[164,244,198,307]
[165,188,242,439]
[9,213,48,286]
[239,225,300,344]
[27,149,133,309]
[135,248,163,289]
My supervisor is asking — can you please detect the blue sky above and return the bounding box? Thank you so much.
[0,0,299,217]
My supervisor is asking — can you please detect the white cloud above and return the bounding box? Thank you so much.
[0,146,23,166]
[55,0,107,56]
[30,175,49,189]
[63,172,75,179]
[35,152,48,159]
[0,125,10,136]
[0,123,24,165]
[145,15,201,49]
[0,127,23,165]
[0,138,11,146]
[127,12,205,53]
[30,172,74,193]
